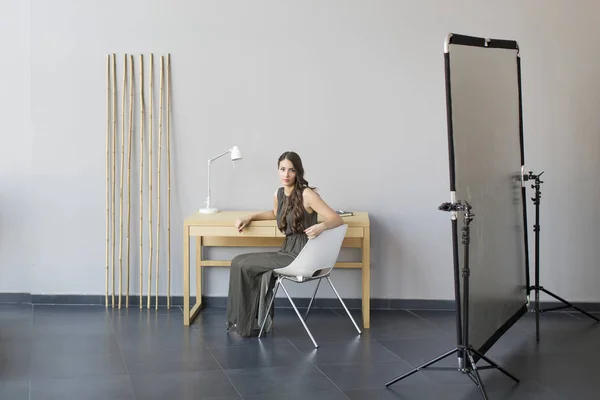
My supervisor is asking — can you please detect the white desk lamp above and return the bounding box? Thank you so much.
[199,146,243,214]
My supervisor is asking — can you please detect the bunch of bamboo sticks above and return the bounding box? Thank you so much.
[105,53,172,309]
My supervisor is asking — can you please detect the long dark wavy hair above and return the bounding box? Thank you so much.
[277,151,317,234]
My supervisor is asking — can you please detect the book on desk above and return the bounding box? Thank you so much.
[336,210,354,217]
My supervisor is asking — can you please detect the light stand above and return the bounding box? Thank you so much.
[386,200,519,400]
[199,146,242,214]
[524,171,599,342]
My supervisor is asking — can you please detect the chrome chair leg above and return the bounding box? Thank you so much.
[258,278,280,338]
[326,276,362,334]
[304,278,321,321]
[280,280,319,348]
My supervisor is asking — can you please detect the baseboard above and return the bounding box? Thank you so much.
[0,293,454,309]
[1,293,599,312]
[0,292,31,304]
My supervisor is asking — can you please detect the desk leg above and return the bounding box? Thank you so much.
[195,237,203,311]
[184,236,204,326]
[362,229,371,329]
[183,226,190,325]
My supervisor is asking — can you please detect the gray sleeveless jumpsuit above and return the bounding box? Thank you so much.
[226,187,318,337]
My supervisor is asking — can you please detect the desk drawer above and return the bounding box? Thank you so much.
[190,226,276,237]
[346,227,364,237]
[274,226,363,238]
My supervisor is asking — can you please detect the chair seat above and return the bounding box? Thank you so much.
[274,268,332,282]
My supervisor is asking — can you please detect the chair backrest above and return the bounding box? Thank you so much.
[274,224,348,280]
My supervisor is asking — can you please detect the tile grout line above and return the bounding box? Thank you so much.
[204,347,245,399]
[329,307,344,317]
[405,309,450,331]
[106,307,137,399]
[311,363,353,399]
[193,326,245,400]
[282,312,352,400]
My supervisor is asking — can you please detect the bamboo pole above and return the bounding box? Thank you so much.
[167,53,172,309]
[147,53,154,309]
[118,55,127,309]
[111,54,117,308]
[105,54,111,308]
[156,56,164,310]
[126,55,134,307]
[139,54,145,309]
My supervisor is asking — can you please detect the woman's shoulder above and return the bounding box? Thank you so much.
[301,187,319,199]
[274,187,284,198]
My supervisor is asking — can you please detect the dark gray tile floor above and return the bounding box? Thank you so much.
[1,303,599,399]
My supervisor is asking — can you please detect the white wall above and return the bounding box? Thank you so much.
[2,0,600,303]
[0,0,31,293]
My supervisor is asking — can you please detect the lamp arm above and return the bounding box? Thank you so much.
[205,149,231,209]
[208,149,231,163]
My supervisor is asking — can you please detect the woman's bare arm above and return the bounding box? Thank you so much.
[303,188,343,238]
[249,210,276,221]
[248,190,278,221]
[237,190,278,229]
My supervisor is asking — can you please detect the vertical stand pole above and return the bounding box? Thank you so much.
[461,202,473,371]
[525,171,599,342]
[533,172,541,342]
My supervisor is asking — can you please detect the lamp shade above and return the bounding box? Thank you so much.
[230,146,242,161]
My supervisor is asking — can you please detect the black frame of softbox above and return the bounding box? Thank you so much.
[386,33,529,400]
[449,34,531,358]
[443,33,531,357]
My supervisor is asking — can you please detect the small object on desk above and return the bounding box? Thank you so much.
[336,210,354,217]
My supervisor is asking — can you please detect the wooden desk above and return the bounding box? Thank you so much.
[183,211,371,328]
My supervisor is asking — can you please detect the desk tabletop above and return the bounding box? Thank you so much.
[184,210,370,227]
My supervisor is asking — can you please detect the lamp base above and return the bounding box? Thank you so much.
[199,207,219,214]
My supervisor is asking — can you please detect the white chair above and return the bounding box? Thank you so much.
[258,224,362,348]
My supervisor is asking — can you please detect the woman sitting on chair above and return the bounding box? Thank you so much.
[226,151,343,337]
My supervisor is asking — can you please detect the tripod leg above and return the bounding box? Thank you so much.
[465,371,479,386]
[385,347,458,387]
[466,350,489,400]
[471,348,519,383]
[539,287,600,322]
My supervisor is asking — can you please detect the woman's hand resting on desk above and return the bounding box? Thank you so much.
[304,223,326,239]
[234,216,252,233]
